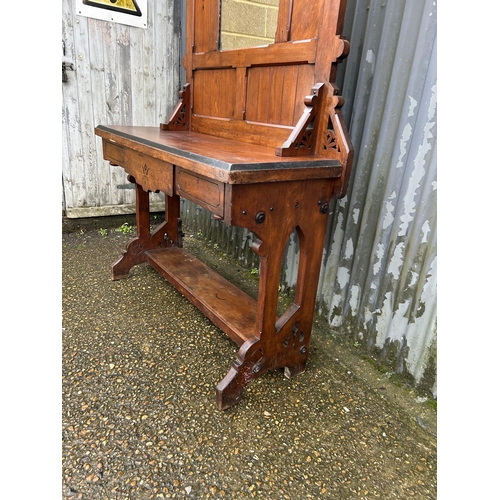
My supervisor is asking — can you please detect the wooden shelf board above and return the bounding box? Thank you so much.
[146,247,258,346]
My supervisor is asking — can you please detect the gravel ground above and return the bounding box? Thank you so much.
[62,224,437,499]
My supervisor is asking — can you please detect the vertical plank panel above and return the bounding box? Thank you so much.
[62,0,78,210]
[268,66,284,124]
[289,0,325,41]
[88,18,113,207]
[279,65,298,126]
[103,21,133,206]
[204,70,212,115]
[193,70,208,115]
[241,65,314,126]
[212,70,221,116]
[275,0,293,42]
[193,70,202,114]
[154,1,176,126]
[222,69,236,118]
[194,0,220,52]
[256,67,271,123]
[235,67,247,120]
[130,19,146,126]
[141,13,156,126]
[245,67,260,122]
[292,65,314,123]
[219,69,228,118]
[193,69,238,118]
[71,7,100,208]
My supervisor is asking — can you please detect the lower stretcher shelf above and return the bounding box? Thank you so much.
[145,247,258,347]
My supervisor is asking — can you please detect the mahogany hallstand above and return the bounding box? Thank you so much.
[95,0,353,410]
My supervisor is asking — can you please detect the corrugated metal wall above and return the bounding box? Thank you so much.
[182,0,437,396]
[319,0,437,395]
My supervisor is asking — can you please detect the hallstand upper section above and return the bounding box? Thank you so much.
[161,0,353,198]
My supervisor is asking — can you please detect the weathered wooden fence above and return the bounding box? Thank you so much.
[62,0,181,217]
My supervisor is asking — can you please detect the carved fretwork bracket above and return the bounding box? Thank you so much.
[321,85,344,155]
[276,81,353,198]
[276,83,325,157]
[160,83,191,131]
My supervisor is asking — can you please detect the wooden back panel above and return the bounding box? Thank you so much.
[181,0,347,140]
[165,0,353,197]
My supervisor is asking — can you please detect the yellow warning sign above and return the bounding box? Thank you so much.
[83,0,142,17]
[77,0,147,29]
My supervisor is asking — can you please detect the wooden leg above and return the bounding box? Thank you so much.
[215,228,322,409]
[111,177,182,280]
[216,180,333,409]
[215,232,288,410]
[216,229,298,409]
[279,219,330,379]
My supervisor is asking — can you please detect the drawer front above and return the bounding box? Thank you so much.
[103,140,174,195]
[124,149,173,196]
[175,168,224,217]
[103,140,125,165]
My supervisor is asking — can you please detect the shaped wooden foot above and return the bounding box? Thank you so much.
[216,339,264,410]
[111,179,182,280]
[284,362,307,379]
[111,220,174,280]
[111,237,147,280]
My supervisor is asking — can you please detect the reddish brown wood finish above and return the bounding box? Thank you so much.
[95,0,352,410]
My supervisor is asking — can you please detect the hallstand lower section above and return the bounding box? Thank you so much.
[101,146,340,409]
[95,117,348,409]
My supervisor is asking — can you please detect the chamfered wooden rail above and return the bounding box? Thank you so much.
[95,0,353,410]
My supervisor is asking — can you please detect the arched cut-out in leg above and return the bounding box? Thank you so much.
[278,229,300,316]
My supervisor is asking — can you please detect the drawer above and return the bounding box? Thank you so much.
[124,149,174,196]
[103,140,125,165]
[103,141,174,195]
[175,168,224,217]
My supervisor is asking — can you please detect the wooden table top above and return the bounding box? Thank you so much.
[95,125,343,184]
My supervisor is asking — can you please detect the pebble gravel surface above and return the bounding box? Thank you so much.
[62,225,437,499]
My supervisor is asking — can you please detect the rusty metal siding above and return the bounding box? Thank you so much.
[182,0,437,396]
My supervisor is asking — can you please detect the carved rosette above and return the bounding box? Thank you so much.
[323,129,340,152]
